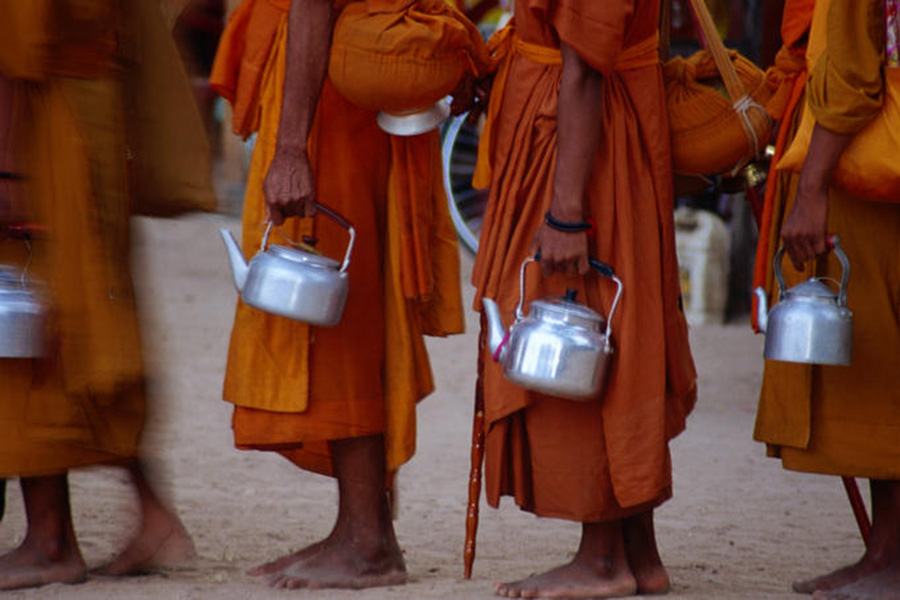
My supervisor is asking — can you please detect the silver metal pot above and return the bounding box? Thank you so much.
[221,204,355,326]
[754,236,853,365]
[482,256,623,400]
[0,265,45,358]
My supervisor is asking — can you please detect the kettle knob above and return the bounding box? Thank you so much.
[564,289,578,302]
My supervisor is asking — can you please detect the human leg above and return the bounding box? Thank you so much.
[495,520,637,599]
[794,479,900,594]
[265,434,406,590]
[94,459,195,576]
[0,475,86,590]
[623,510,670,594]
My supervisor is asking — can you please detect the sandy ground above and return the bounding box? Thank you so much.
[0,213,868,599]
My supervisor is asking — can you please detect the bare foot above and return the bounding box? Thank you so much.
[247,538,330,576]
[0,540,86,590]
[811,566,900,600]
[94,517,196,576]
[495,560,638,599]
[794,557,896,594]
[266,531,407,590]
[623,512,670,595]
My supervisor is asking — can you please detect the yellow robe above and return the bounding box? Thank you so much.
[755,0,900,479]
[212,0,464,476]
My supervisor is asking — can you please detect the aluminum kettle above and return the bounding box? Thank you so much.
[221,204,355,327]
[754,236,852,366]
[0,265,45,358]
[482,256,623,400]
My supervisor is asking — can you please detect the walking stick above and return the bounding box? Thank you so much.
[464,315,488,579]
[841,476,871,546]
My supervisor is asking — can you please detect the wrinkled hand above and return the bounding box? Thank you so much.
[780,180,829,272]
[263,148,316,226]
[532,223,589,277]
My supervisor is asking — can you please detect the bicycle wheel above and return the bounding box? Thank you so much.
[442,115,488,254]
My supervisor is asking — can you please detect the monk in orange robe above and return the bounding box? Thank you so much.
[754,0,900,597]
[0,0,201,589]
[471,0,696,596]
[211,0,466,589]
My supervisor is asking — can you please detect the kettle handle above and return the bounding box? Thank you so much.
[773,235,850,306]
[261,203,356,274]
[517,254,624,339]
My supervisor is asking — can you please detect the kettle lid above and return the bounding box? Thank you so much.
[784,278,838,300]
[530,289,605,328]
[268,244,341,270]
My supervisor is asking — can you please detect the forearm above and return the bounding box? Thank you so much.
[551,42,605,221]
[274,0,333,155]
[797,124,854,197]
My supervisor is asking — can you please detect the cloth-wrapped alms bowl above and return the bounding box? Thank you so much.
[329,0,489,114]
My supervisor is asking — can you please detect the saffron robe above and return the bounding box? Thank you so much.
[212,0,464,476]
[754,0,900,479]
[0,1,146,477]
[472,0,697,522]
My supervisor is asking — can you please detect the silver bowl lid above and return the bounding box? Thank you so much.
[376,101,451,137]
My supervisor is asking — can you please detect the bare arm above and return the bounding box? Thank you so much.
[534,42,604,276]
[263,0,333,225]
[779,123,852,271]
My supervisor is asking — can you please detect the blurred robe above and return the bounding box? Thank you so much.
[0,0,144,476]
[754,0,900,478]
[211,0,464,475]
[471,0,696,521]
[0,0,212,477]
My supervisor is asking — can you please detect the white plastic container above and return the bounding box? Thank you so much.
[674,206,730,326]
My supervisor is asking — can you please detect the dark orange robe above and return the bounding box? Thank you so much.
[211,0,464,476]
[754,0,900,479]
[472,0,696,522]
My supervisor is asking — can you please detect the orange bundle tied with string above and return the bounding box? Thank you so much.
[329,0,490,113]
[664,0,774,176]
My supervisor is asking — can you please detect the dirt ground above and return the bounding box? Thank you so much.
[0,213,868,599]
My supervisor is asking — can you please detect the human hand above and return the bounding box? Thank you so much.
[780,179,829,272]
[532,223,589,277]
[449,73,493,125]
[263,148,316,226]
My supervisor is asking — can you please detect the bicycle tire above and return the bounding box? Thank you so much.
[442,115,487,254]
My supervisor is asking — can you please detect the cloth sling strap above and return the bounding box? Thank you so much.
[472,25,660,190]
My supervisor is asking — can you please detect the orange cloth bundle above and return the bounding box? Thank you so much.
[664,0,773,176]
[328,0,489,113]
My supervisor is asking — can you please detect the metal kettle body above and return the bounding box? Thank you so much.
[754,236,853,366]
[221,204,355,327]
[482,256,623,400]
[0,266,45,358]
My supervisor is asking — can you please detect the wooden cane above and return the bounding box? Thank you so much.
[464,314,488,579]
[841,476,871,546]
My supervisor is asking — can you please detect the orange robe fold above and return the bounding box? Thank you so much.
[214,1,464,476]
[472,0,696,522]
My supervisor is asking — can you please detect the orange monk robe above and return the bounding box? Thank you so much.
[0,0,146,477]
[754,0,900,479]
[211,0,464,476]
[471,0,696,522]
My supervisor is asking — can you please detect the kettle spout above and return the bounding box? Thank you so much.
[481,298,508,361]
[754,287,769,333]
[220,229,249,292]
